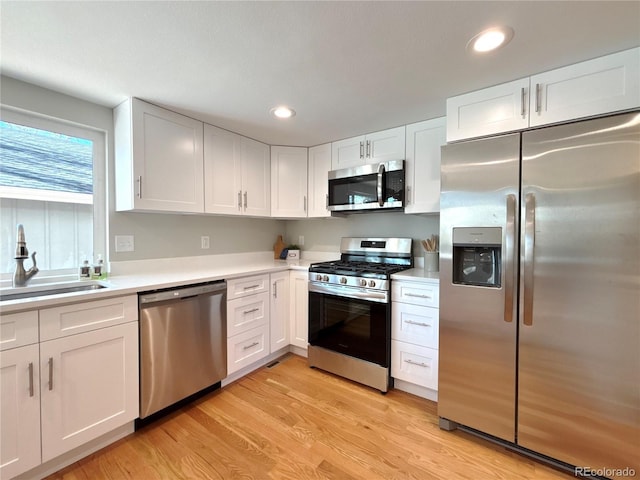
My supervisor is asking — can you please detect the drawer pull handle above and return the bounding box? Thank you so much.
[28,362,34,397]
[404,293,431,299]
[243,284,261,290]
[243,307,260,315]
[48,357,54,391]
[404,359,428,368]
[405,320,430,327]
[243,341,260,350]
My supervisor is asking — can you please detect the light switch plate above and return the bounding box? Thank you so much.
[201,236,210,249]
[115,235,134,252]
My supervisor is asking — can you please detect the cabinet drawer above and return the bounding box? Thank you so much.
[39,295,138,341]
[392,303,438,349]
[226,274,270,300]
[0,310,39,351]
[227,292,269,337]
[391,340,438,390]
[227,324,269,375]
[392,281,439,308]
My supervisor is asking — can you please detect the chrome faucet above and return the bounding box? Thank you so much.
[13,224,39,287]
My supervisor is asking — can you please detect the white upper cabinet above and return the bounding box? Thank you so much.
[404,117,446,214]
[115,98,204,213]
[241,137,271,217]
[447,47,640,142]
[307,143,332,218]
[203,125,271,217]
[446,78,530,142]
[331,126,406,169]
[529,47,640,127]
[271,146,308,218]
[203,124,242,215]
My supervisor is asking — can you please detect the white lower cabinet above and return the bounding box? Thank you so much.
[270,271,290,352]
[289,271,309,351]
[226,274,271,375]
[0,344,41,479]
[227,324,269,375]
[391,279,439,398]
[40,322,138,462]
[0,295,139,480]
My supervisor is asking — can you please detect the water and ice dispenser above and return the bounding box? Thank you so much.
[452,227,502,288]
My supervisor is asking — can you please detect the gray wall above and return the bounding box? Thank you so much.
[285,213,439,259]
[1,76,284,262]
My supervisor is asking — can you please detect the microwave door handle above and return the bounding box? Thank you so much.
[377,163,385,207]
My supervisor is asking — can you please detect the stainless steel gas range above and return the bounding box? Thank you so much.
[307,237,412,392]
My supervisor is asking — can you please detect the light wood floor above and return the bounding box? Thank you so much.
[46,354,572,480]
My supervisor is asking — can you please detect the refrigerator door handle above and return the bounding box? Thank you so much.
[523,192,536,326]
[504,194,517,323]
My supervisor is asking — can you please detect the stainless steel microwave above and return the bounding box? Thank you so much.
[327,160,405,212]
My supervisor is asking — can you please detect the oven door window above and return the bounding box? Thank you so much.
[309,291,389,367]
[328,173,377,206]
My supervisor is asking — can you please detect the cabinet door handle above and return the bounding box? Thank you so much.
[137,176,142,198]
[243,284,261,290]
[244,191,248,209]
[326,194,329,210]
[28,362,34,397]
[273,282,278,298]
[359,141,364,159]
[404,293,431,299]
[366,140,371,158]
[406,185,411,205]
[535,83,542,113]
[238,190,242,210]
[243,307,260,315]
[243,341,259,350]
[303,195,307,213]
[405,320,430,327]
[404,359,428,368]
[520,87,526,118]
[48,357,54,391]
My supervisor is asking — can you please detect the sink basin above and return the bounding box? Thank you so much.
[0,281,107,302]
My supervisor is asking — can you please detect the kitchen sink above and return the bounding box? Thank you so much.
[0,281,107,302]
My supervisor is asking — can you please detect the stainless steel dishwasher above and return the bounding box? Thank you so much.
[138,281,226,419]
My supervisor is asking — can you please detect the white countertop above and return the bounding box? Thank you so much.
[391,267,440,283]
[0,251,325,314]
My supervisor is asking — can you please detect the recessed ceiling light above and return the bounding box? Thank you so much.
[467,26,514,53]
[270,106,296,119]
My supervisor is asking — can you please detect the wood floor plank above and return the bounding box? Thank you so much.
[46,354,572,480]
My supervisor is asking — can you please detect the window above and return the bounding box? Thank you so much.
[0,108,106,281]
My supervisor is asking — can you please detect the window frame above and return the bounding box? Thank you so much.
[0,106,107,283]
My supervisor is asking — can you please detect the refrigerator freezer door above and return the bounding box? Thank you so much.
[519,112,640,473]
[439,133,520,442]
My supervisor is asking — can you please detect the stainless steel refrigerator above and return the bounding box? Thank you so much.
[438,111,639,476]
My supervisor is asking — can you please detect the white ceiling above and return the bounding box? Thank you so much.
[1,1,639,147]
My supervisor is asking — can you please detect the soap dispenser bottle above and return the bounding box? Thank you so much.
[92,254,105,280]
[79,259,91,279]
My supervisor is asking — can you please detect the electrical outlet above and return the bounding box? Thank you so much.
[115,235,134,252]
[201,236,210,249]
[298,235,305,246]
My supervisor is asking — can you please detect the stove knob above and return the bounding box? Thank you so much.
[359,279,367,287]
[316,274,323,281]
[323,275,329,282]
[340,277,347,284]
[369,280,376,288]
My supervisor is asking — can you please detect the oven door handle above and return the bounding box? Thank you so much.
[377,163,385,207]
[309,282,388,303]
